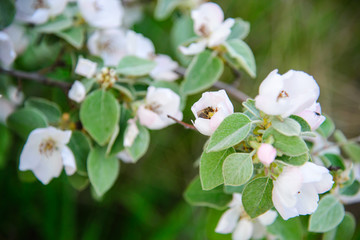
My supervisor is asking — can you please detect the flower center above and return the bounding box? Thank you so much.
[96,67,117,88]
[33,0,48,9]
[39,138,56,157]
[277,90,289,101]
[145,103,162,114]
[198,24,211,37]
[197,106,217,119]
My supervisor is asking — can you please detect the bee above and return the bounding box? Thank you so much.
[197,107,217,119]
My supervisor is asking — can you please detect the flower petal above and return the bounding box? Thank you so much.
[179,41,206,56]
[215,208,241,234]
[232,219,253,240]
[61,146,77,176]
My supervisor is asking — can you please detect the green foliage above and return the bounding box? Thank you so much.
[87,147,120,197]
[6,108,48,139]
[182,50,224,95]
[25,97,61,124]
[200,148,235,190]
[80,89,120,146]
[34,15,72,33]
[125,123,150,163]
[223,39,256,78]
[277,153,309,166]
[67,173,89,191]
[117,56,156,76]
[334,130,360,163]
[289,115,311,132]
[308,195,345,233]
[339,180,360,196]
[317,116,335,138]
[0,0,15,30]
[263,127,308,156]
[55,26,85,49]
[184,177,232,210]
[242,177,273,218]
[323,212,356,240]
[0,124,12,168]
[155,0,181,20]
[242,99,260,120]
[227,18,250,40]
[271,117,301,136]
[320,153,345,170]
[67,131,92,176]
[267,216,304,240]
[206,113,252,152]
[223,153,253,186]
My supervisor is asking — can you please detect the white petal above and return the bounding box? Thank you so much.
[0,32,16,67]
[179,41,206,56]
[124,119,139,147]
[257,210,278,226]
[75,58,97,78]
[229,193,243,208]
[78,0,123,28]
[192,2,224,36]
[117,150,134,163]
[68,81,86,103]
[19,129,45,171]
[295,184,319,215]
[0,99,15,123]
[4,24,28,54]
[207,18,235,47]
[125,30,155,59]
[47,0,68,17]
[150,54,179,81]
[32,150,63,184]
[215,208,241,234]
[251,221,267,239]
[232,219,253,240]
[61,146,76,176]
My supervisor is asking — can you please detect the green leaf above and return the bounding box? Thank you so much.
[223,153,253,186]
[277,153,309,166]
[87,147,120,197]
[25,97,61,124]
[289,115,311,132]
[184,177,232,210]
[342,142,360,163]
[125,123,150,163]
[271,117,301,136]
[263,128,308,156]
[333,130,347,144]
[155,0,181,20]
[200,148,235,190]
[320,153,345,171]
[0,0,15,29]
[34,15,72,33]
[242,177,274,218]
[67,131,92,176]
[67,173,89,191]
[6,107,48,139]
[117,56,156,76]
[55,26,85,49]
[308,195,345,233]
[242,99,260,119]
[182,50,224,95]
[339,180,360,196]
[267,216,303,240]
[109,106,132,155]
[223,39,256,78]
[80,89,120,146]
[206,113,252,152]
[223,185,245,194]
[227,18,250,40]
[323,212,356,240]
[0,124,12,168]
[317,115,335,138]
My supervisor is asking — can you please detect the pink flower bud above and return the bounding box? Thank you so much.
[257,143,276,166]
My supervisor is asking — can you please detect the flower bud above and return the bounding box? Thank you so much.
[75,58,97,78]
[68,81,86,103]
[257,143,276,166]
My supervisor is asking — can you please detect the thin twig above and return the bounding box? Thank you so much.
[175,67,250,102]
[0,67,71,92]
[167,115,197,130]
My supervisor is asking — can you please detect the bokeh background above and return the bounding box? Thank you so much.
[1,0,359,239]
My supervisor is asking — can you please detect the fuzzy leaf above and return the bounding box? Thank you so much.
[223,153,253,186]
[67,131,92,176]
[117,56,156,76]
[25,97,61,124]
[271,117,301,136]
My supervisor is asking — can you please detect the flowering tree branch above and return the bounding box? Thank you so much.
[0,67,71,92]
[167,115,197,130]
[175,67,250,102]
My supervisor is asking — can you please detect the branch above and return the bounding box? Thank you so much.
[0,68,71,92]
[175,67,250,102]
[167,115,197,130]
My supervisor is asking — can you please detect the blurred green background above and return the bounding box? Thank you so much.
[1,0,359,239]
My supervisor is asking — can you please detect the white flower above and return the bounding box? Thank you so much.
[137,87,183,130]
[338,163,360,204]
[124,119,139,147]
[117,150,134,163]
[68,80,86,103]
[272,162,334,220]
[122,5,143,28]
[150,54,179,81]
[191,89,234,136]
[75,58,97,78]
[296,102,325,131]
[0,31,16,67]
[216,194,277,240]
[0,86,24,123]
[78,0,123,29]
[179,2,234,55]
[257,143,277,167]
[255,69,320,118]
[19,127,76,185]
[125,30,155,59]
[87,29,127,66]
[3,23,29,55]
[15,0,68,25]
